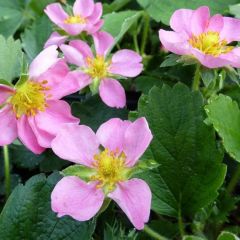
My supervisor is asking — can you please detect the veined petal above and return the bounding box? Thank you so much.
[159,30,190,55]
[220,17,240,42]
[190,6,210,35]
[0,106,17,146]
[87,3,103,24]
[108,179,151,230]
[51,124,99,167]
[44,3,68,27]
[51,176,104,221]
[60,44,85,66]
[17,115,45,154]
[99,78,126,108]
[207,14,223,32]
[0,84,14,105]
[93,31,114,57]
[35,100,79,136]
[44,32,67,48]
[123,117,153,167]
[69,40,93,59]
[73,0,94,17]
[96,118,131,152]
[29,45,59,78]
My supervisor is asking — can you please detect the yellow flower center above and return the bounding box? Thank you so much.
[9,80,50,118]
[189,31,233,57]
[91,148,129,192]
[64,15,86,24]
[86,55,109,79]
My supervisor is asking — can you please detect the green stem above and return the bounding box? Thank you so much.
[178,207,185,238]
[144,225,168,240]
[226,164,240,195]
[192,64,201,91]
[140,12,150,55]
[133,32,140,54]
[3,145,10,198]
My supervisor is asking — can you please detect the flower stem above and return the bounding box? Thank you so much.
[178,206,185,238]
[192,64,201,91]
[144,225,168,240]
[3,145,10,198]
[140,12,150,55]
[226,164,240,195]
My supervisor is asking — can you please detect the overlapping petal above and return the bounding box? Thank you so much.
[51,124,99,167]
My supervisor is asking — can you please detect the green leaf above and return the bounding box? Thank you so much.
[135,75,163,94]
[0,0,25,37]
[200,67,217,87]
[102,10,142,46]
[21,16,52,61]
[62,165,96,181]
[72,95,128,131]
[183,236,206,240]
[27,0,55,15]
[217,231,240,240]
[136,0,238,24]
[103,0,131,14]
[229,4,240,18]
[160,54,180,68]
[205,94,240,162]
[0,174,96,240]
[0,36,22,82]
[134,84,226,218]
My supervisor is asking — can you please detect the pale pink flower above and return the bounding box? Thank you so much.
[51,117,153,230]
[0,46,81,154]
[159,6,240,68]
[60,31,143,108]
[44,0,103,36]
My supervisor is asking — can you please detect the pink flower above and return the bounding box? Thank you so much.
[44,0,103,36]
[51,117,153,230]
[60,31,143,108]
[159,6,240,69]
[0,46,81,154]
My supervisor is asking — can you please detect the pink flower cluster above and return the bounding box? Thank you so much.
[0,0,149,230]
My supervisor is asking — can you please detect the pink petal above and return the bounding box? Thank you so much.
[170,9,193,35]
[220,17,240,42]
[190,48,232,68]
[51,176,104,221]
[0,106,17,145]
[0,84,14,105]
[86,19,104,34]
[17,115,45,154]
[44,32,67,48]
[69,40,93,59]
[35,100,79,136]
[87,3,103,24]
[216,48,240,68]
[60,44,85,66]
[28,117,54,148]
[93,31,114,57]
[73,0,94,18]
[64,71,92,90]
[207,14,223,32]
[96,118,131,152]
[29,45,59,78]
[123,117,153,167]
[44,3,68,28]
[51,124,99,167]
[190,6,210,35]
[61,23,86,36]
[159,30,190,55]
[108,179,151,230]
[109,50,143,77]
[36,60,80,100]
[99,78,126,108]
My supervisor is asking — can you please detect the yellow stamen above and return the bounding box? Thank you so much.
[86,55,109,79]
[91,148,129,192]
[64,15,86,24]
[189,31,233,57]
[9,80,50,118]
